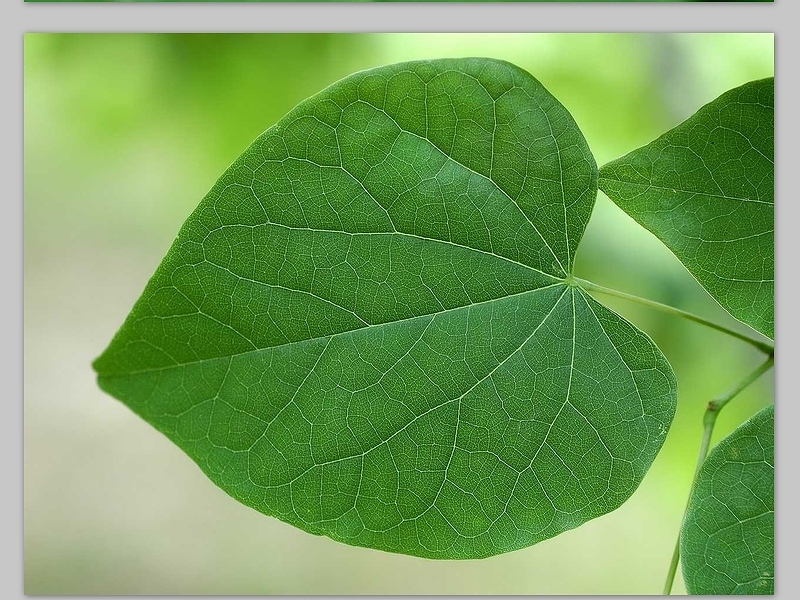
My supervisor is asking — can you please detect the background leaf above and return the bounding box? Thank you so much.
[93,58,676,559]
[598,78,774,339]
[681,404,774,594]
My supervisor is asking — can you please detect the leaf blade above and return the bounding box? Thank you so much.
[598,78,774,339]
[681,405,774,594]
[94,58,676,558]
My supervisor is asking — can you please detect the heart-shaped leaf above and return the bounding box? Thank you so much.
[599,79,774,339]
[681,404,774,594]
[94,58,676,559]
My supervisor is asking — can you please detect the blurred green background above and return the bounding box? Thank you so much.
[24,33,774,595]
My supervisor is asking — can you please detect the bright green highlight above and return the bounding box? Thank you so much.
[94,58,676,559]
[681,404,774,594]
[599,78,774,340]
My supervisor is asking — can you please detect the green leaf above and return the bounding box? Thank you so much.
[94,58,676,559]
[681,405,774,594]
[598,78,774,339]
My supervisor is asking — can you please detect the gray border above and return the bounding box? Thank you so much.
[7,12,23,600]
[8,3,798,600]
[14,5,780,32]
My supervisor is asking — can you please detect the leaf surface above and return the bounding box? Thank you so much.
[599,78,774,339]
[681,405,774,594]
[94,58,676,558]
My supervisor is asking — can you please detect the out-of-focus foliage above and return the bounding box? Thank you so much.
[24,34,773,595]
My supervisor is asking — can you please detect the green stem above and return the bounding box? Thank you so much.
[662,356,774,595]
[574,278,773,355]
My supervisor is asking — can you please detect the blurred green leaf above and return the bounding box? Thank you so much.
[681,405,774,594]
[598,79,774,339]
[94,58,676,559]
